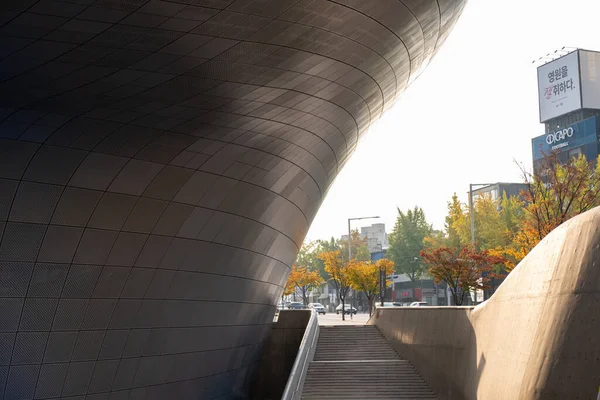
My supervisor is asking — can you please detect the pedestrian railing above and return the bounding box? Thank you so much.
[281,309,319,400]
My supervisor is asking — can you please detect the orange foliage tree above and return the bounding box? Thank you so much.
[292,265,323,305]
[524,154,600,240]
[347,259,395,316]
[284,265,323,305]
[420,245,505,305]
[319,250,352,320]
[283,268,297,304]
[493,154,600,271]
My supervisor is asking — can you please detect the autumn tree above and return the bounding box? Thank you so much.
[493,154,600,270]
[387,206,432,280]
[523,154,600,239]
[291,265,324,305]
[283,268,298,304]
[313,237,341,280]
[347,259,394,316]
[445,194,468,248]
[420,245,505,305]
[319,250,352,321]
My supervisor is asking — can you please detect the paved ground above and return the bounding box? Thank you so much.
[317,312,370,325]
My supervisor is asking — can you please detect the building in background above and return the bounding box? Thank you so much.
[472,182,529,202]
[370,250,447,305]
[533,49,600,172]
[342,223,389,253]
[361,223,389,252]
[532,116,600,173]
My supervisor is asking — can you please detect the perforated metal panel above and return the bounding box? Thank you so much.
[0,0,466,398]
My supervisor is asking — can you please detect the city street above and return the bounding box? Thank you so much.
[318,312,370,325]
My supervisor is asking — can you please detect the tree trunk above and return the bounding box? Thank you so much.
[367,296,373,317]
[341,296,345,321]
[452,288,461,306]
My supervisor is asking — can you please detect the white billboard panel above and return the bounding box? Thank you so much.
[579,50,600,110]
[538,51,581,122]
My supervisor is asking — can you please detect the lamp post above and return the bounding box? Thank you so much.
[347,216,379,312]
[347,216,380,260]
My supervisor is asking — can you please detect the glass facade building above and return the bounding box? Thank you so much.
[532,115,600,171]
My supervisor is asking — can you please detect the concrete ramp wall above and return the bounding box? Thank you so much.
[371,207,600,400]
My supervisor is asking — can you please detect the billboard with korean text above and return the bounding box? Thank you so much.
[538,51,581,122]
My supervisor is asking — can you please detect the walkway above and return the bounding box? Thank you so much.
[301,325,437,399]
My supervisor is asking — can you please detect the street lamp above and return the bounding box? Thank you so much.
[347,216,380,260]
[347,216,380,312]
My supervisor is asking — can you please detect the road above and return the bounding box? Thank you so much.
[317,312,370,325]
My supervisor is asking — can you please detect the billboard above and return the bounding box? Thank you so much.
[579,50,600,110]
[531,116,597,161]
[538,51,581,122]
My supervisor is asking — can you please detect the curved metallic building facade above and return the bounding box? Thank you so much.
[0,1,466,398]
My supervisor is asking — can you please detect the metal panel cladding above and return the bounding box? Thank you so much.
[0,0,467,398]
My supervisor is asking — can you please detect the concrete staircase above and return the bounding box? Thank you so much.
[301,325,437,399]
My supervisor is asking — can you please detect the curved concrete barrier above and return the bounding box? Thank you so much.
[371,206,600,399]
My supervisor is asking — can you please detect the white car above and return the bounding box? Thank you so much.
[410,301,429,307]
[308,303,326,314]
[335,304,357,314]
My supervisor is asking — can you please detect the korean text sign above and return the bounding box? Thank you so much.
[538,51,582,122]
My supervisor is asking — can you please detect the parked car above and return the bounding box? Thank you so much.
[308,303,326,314]
[288,302,307,310]
[335,304,357,314]
[410,301,429,307]
[382,302,403,307]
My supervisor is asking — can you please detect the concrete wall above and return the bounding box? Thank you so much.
[250,311,311,400]
[371,206,600,400]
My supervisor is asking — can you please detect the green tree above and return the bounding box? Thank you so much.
[295,241,320,271]
[471,194,505,250]
[387,206,432,281]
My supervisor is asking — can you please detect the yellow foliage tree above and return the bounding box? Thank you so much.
[282,267,298,305]
[347,259,394,316]
[319,250,352,321]
[493,154,600,271]
[284,265,323,305]
[293,265,323,305]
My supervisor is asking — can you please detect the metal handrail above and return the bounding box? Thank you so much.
[281,309,320,400]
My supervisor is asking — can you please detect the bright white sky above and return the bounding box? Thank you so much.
[306,0,600,242]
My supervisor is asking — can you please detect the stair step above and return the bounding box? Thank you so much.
[301,326,436,400]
